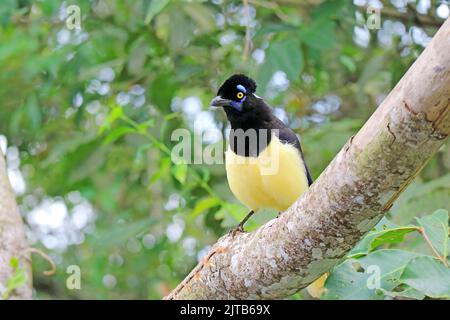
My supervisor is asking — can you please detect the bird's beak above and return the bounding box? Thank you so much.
[209,96,232,108]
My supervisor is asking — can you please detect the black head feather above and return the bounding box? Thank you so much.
[217,74,257,100]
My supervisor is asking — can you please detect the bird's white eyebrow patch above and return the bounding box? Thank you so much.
[236,84,246,93]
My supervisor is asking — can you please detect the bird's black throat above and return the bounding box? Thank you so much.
[225,97,274,157]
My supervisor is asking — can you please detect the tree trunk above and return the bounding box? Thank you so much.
[165,17,450,300]
[0,149,32,299]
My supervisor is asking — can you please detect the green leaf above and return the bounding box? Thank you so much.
[371,227,418,250]
[190,197,221,219]
[127,36,149,76]
[134,143,153,163]
[258,38,303,92]
[7,269,26,293]
[183,3,215,33]
[339,55,356,73]
[299,19,336,51]
[323,260,383,300]
[69,148,107,183]
[416,209,449,260]
[102,127,136,145]
[325,249,419,300]
[99,106,123,134]
[257,64,275,96]
[268,38,303,82]
[145,0,170,25]
[356,250,419,290]
[382,286,425,300]
[25,94,42,131]
[3,257,27,299]
[42,133,97,167]
[167,8,194,52]
[348,218,418,258]
[312,0,347,19]
[149,157,171,185]
[171,162,188,184]
[149,73,178,111]
[400,256,450,298]
[254,23,297,38]
[137,118,155,132]
[9,257,19,269]
[0,34,38,64]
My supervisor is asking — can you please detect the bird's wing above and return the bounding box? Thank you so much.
[269,117,314,186]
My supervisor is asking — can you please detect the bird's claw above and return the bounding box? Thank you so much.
[229,225,245,238]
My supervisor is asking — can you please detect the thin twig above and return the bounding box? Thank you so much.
[242,0,252,61]
[418,227,449,267]
[21,247,57,276]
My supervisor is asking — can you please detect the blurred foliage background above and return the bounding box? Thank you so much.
[0,0,449,299]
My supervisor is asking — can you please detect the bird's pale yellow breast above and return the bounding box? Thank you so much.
[225,135,309,212]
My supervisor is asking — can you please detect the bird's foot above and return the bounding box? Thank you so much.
[228,225,245,238]
[228,210,254,238]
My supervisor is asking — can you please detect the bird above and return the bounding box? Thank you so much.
[210,74,313,234]
[210,74,327,298]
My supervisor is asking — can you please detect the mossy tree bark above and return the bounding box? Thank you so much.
[166,18,450,300]
[0,149,32,299]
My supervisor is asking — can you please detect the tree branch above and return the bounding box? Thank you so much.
[0,148,32,299]
[165,17,450,300]
[375,6,444,28]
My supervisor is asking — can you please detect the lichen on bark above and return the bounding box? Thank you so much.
[0,149,32,299]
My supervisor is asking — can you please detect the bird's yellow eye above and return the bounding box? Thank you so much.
[237,92,244,99]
